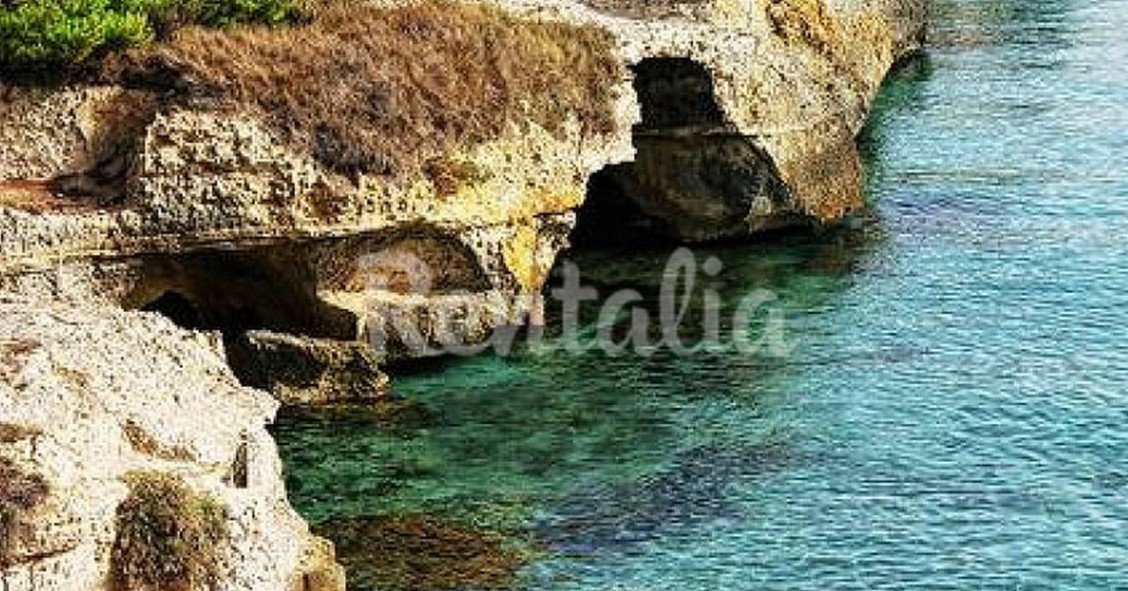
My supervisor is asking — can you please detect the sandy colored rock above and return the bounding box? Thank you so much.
[0,301,343,591]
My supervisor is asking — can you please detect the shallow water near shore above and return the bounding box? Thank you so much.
[274,0,1128,588]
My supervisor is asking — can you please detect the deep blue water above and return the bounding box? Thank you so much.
[275,1,1128,588]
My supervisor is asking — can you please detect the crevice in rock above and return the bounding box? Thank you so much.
[121,419,196,462]
[229,438,249,489]
[46,149,132,207]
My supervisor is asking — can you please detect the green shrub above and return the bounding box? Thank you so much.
[111,471,230,591]
[0,0,301,74]
[0,0,150,71]
[186,0,301,28]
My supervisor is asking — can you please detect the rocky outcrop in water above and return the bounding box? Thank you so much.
[0,0,925,353]
[510,0,927,240]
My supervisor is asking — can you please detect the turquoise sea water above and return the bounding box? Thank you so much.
[275,1,1128,588]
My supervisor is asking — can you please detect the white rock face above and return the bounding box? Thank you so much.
[0,300,343,591]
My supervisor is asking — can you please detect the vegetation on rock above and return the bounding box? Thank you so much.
[111,0,622,178]
[0,457,49,564]
[0,0,301,75]
[110,471,230,591]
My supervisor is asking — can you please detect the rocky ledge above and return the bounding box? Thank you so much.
[0,0,924,589]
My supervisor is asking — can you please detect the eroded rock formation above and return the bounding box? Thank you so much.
[533,0,928,240]
[0,301,343,590]
[0,0,925,351]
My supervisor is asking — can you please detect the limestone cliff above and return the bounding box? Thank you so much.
[0,0,924,351]
[0,300,343,590]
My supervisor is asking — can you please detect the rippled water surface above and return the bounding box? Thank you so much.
[276,1,1128,588]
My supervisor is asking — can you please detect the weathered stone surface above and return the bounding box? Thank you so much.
[0,86,155,182]
[0,95,614,358]
[0,0,925,259]
[0,0,926,330]
[227,330,390,406]
[0,301,343,591]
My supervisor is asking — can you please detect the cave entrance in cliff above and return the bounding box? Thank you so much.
[141,290,210,330]
[630,57,726,130]
[570,57,727,249]
[128,249,357,340]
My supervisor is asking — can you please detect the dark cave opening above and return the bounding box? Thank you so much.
[569,163,676,250]
[571,55,797,247]
[128,249,363,394]
[631,57,726,131]
[140,290,208,331]
[570,57,732,250]
[128,249,357,340]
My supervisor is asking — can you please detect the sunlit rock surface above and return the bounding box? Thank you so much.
[0,301,344,590]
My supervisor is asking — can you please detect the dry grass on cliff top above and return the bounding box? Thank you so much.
[111,0,623,179]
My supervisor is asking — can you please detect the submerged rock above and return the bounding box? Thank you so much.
[318,514,527,591]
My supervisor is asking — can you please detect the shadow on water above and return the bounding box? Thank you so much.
[857,54,935,178]
[532,441,798,554]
